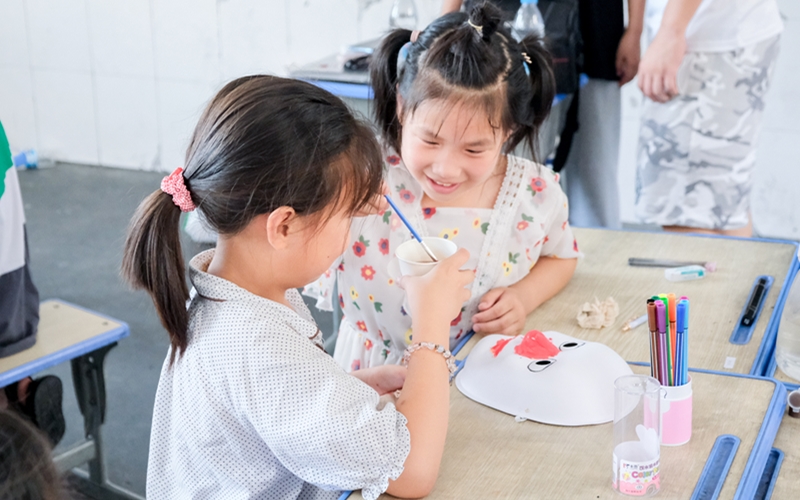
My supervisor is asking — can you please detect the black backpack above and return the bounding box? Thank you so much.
[538,0,583,95]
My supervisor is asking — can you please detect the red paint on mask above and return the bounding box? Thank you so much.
[491,337,513,357]
[514,330,559,359]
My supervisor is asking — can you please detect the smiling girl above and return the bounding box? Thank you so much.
[306,4,579,372]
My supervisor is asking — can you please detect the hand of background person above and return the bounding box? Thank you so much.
[615,28,642,86]
[471,287,526,336]
[638,29,686,102]
[351,365,407,395]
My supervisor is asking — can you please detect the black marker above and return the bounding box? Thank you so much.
[741,278,768,327]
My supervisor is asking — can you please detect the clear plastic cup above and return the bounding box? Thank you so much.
[613,375,661,497]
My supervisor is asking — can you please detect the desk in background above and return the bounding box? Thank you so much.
[0,300,142,500]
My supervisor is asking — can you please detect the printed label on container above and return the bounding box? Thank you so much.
[613,453,660,496]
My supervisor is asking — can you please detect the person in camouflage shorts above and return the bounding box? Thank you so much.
[635,33,781,234]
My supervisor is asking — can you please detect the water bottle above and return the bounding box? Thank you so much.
[511,0,545,41]
[776,271,800,381]
[389,0,417,31]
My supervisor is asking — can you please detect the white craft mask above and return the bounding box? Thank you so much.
[456,330,633,426]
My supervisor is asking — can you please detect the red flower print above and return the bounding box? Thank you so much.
[361,265,376,280]
[351,360,361,371]
[554,172,560,183]
[399,189,415,203]
[364,339,373,350]
[543,236,549,244]
[573,239,579,252]
[338,293,344,310]
[422,207,436,219]
[386,155,401,166]
[517,221,529,231]
[337,262,345,271]
[561,220,568,230]
[378,238,389,255]
[530,177,546,192]
[352,235,369,257]
[357,321,368,332]
[451,309,463,326]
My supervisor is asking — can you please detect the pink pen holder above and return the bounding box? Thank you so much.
[661,377,692,446]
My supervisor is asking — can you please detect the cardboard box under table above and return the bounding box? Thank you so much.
[522,228,799,376]
[345,363,785,500]
[0,299,142,500]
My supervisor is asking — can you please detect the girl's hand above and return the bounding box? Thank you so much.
[400,248,473,343]
[471,287,526,336]
[638,28,686,103]
[351,365,407,395]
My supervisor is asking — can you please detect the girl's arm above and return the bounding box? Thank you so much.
[386,249,473,498]
[472,256,577,335]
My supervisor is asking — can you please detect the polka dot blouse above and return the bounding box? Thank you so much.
[147,250,411,500]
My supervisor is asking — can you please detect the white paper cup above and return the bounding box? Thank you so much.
[396,237,457,277]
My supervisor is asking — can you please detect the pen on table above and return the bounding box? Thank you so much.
[741,277,768,327]
[628,257,717,273]
[622,314,648,332]
[656,301,668,386]
[647,301,658,379]
[676,301,686,386]
[383,195,438,263]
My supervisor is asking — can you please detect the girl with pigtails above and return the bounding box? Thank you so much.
[305,4,580,372]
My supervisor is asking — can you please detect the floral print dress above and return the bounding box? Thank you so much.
[304,152,580,372]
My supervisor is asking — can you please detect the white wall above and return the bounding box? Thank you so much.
[618,0,800,240]
[1,0,797,239]
[0,0,441,172]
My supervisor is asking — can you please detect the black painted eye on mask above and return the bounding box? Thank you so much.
[559,341,585,351]
[528,358,557,372]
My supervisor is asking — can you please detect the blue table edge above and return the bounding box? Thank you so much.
[0,299,130,387]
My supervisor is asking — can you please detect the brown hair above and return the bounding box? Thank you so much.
[122,76,384,364]
[371,2,555,160]
[0,410,66,500]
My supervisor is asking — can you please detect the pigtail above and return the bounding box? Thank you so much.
[507,35,556,161]
[121,190,189,365]
[370,29,412,153]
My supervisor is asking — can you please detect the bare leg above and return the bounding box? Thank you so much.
[664,214,753,238]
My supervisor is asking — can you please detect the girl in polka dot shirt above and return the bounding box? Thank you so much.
[122,76,473,500]
[306,5,579,373]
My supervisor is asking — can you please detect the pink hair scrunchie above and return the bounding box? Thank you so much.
[160,167,196,212]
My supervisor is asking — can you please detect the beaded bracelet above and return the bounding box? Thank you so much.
[402,342,457,377]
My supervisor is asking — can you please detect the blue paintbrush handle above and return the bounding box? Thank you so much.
[384,195,422,242]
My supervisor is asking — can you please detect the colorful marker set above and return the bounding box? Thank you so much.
[646,294,689,387]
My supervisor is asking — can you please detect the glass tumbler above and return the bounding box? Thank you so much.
[613,375,661,496]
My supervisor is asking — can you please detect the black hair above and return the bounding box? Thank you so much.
[0,410,66,500]
[122,76,384,363]
[370,2,556,160]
